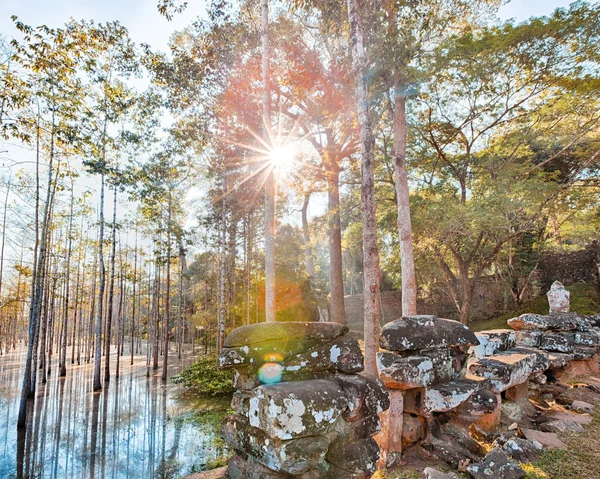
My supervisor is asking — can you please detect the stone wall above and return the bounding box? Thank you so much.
[218,322,389,478]
[345,275,524,326]
[538,242,600,290]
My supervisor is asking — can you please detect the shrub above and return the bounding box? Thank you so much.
[172,356,234,396]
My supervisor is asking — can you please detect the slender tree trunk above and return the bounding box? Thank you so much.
[392,93,417,316]
[262,0,276,323]
[104,187,118,382]
[217,176,227,351]
[0,181,11,303]
[93,172,106,392]
[328,165,346,325]
[347,0,382,376]
[301,193,315,278]
[162,191,172,381]
[60,187,75,377]
[131,227,138,366]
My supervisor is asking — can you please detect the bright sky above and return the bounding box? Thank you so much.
[0,0,578,53]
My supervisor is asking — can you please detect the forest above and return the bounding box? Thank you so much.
[0,0,599,477]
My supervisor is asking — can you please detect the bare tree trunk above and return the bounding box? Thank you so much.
[0,181,10,303]
[328,166,346,325]
[217,175,227,351]
[162,191,172,381]
[347,0,381,376]
[301,193,315,278]
[262,0,276,323]
[131,226,138,366]
[59,186,74,377]
[104,187,118,382]
[392,94,417,316]
[93,172,106,392]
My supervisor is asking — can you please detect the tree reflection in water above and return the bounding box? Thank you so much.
[0,346,229,479]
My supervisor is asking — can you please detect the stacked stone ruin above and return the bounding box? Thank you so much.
[466,281,600,436]
[218,322,390,478]
[376,316,499,467]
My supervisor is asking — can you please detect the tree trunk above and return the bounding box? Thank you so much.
[392,93,417,316]
[162,191,172,381]
[347,0,381,376]
[262,0,276,323]
[59,187,74,377]
[328,166,346,325]
[104,187,118,382]
[93,172,106,392]
[217,175,227,351]
[301,193,315,278]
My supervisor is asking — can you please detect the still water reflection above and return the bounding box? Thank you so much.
[0,346,230,479]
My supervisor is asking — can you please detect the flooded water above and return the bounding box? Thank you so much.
[0,345,231,479]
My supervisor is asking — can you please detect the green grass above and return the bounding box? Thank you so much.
[471,283,600,332]
[522,410,600,479]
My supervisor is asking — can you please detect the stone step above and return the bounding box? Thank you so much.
[468,349,549,392]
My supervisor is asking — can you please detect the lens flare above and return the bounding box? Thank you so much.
[258,362,284,385]
[263,352,283,363]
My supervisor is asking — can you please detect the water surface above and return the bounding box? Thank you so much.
[0,345,230,479]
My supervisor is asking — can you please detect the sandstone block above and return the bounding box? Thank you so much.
[223,414,329,475]
[470,330,516,358]
[379,315,479,352]
[247,379,348,440]
[508,312,589,332]
[333,373,389,422]
[325,437,379,476]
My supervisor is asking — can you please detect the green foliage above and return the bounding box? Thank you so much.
[172,356,234,396]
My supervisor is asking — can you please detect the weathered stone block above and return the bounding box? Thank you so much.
[514,330,542,348]
[247,379,348,440]
[283,336,364,375]
[422,379,480,413]
[333,374,389,422]
[378,349,462,389]
[402,413,426,444]
[507,312,589,332]
[500,437,543,462]
[470,330,516,358]
[224,322,348,348]
[325,436,379,476]
[547,281,570,313]
[467,449,525,479]
[458,388,499,417]
[379,315,479,352]
[572,347,598,360]
[468,349,549,392]
[223,414,329,475]
[573,331,599,347]
[540,333,575,353]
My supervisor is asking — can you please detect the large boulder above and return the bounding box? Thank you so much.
[379,315,479,352]
[247,379,348,440]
